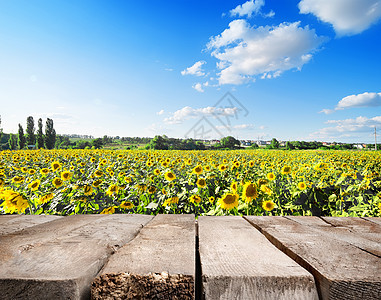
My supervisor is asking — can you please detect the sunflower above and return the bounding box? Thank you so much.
[51,161,61,172]
[28,169,36,175]
[92,179,102,188]
[40,168,50,175]
[61,170,72,181]
[230,181,238,192]
[218,164,227,172]
[257,178,268,187]
[262,200,275,211]
[120,201,134,209]
[147,186,157,194]
[0,189,29,213]
[193,165,203,175]
[100,206,116,214]
[94,169,103,177]
[28,179,41,191]
[260,184,272,195]
[106,184,119,196]
[164,171,176,181]
[37,193,54,204]
[163,196,179,207]
[267,172,275,180]
[196,178,207,188]
[248,160,255,167]
[190,194,202,204]
[242,182,258,203]
[209,196,215,203]
[153,169,160,175]
[12,176,24,184]
[83,185,94,195]
[135,184,147,193]
[52,177,63,188]
[298,182,307,190]
[124,176,132,183]
[218,193,239,210]
[281,166,292,175]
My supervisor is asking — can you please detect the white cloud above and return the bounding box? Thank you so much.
[299,0,381,36]
[230,0,265,18]
[337,92,381,109]
[192,83,204,92]
[165,68,174,71]
[156,109,165,115]
[310,116,381,140]
[321,92,381,114]
[233,123,254,129]
[164,106,238,124]
[216,124,254,130]
[207,20,325,85]
[181,61,206,76]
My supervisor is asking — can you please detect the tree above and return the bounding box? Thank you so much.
[285,141,294,150]
[44,118,56,149]
[8,134,17,150]
[26,116,36,146]
[18,124,26,149]
[270,138,279,149]
[148,135,169,150]
[36,118,44,149]
[219,136,240,149]
[92,138,104,149]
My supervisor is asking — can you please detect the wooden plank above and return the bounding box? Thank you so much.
[362,217,381,226]
[0,215,62,235]
[245,216,381,300]
[0,215,19,224]
[322,216,381,244]
[0,214,153,300]
[198,216,318,300]
[287,216,381,255]
[284,216,331,227]
[92,214,195,300]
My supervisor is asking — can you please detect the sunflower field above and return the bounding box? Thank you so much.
[0,149,380,217]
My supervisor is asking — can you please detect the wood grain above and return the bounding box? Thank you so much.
[245,216,381,300]
[198,216,318,300]
[0,214,152,300]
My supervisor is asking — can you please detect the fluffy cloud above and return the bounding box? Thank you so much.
[192,83,204,92]
[310,116,381,140]
[207,20,325,84]
[181,61,206,76]
[321,92,381,114]
[156,109,165,115]
[230,0,265,18]
[217,123,254,130]
[299,0,381,36]
[164,106,238,124]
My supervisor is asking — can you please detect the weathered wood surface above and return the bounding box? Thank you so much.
[287,216,381,256]
[322,216,381,244]
[0,215,62,235]
[198,216,318,300]
[363,217,381,226]
[0,214,153,300]
[92,214,195,300]
[245,216,381,300]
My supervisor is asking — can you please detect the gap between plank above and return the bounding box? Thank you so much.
[195,220,203,300]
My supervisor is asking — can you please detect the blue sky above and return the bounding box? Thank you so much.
[0,0,380,143]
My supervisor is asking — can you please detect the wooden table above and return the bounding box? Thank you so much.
[0,215,379,300]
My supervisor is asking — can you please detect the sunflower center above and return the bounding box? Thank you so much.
[224,195,236,204]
